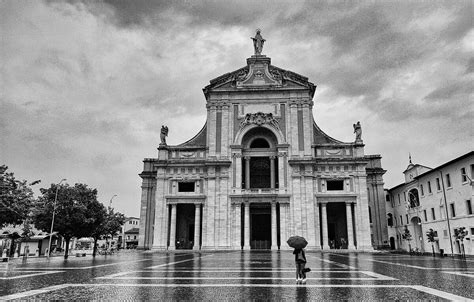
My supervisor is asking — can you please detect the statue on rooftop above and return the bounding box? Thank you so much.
[353,121,362,142]
[160,125,169,145]
[251,29,266,55]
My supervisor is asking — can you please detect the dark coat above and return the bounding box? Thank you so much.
[293,248,306,263]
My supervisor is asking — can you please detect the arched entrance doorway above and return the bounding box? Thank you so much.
[389,237,396,250]
[410,216,424,252]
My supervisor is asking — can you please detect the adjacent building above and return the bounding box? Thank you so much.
[387,151,474,255]
[138,32,387,251]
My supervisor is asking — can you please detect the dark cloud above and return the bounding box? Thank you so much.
[466,58,474,74]
[424,80,472,101]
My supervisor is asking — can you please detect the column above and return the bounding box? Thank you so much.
[353,202,360,249]
[245,157,250,189]
[270,156,276,189]
[169,204,177,250]
[346,202,355,249]
[271,202,278,250]
[321,202,330,249]
[244,202,250,250]
[234,203,242,248]
[193,204,201,250]
[280,204,289,250]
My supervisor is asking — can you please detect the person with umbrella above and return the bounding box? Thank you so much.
[287,236,308,284]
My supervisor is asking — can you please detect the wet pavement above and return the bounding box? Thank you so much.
[0,250,473,301]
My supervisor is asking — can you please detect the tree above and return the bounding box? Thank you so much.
[0,165,39,227]
[32,183,102,259]
[85,201,107,257]
[103,207,125,248]
[453,227,468,258]
[426,228,436,257]
[401,226,412,253]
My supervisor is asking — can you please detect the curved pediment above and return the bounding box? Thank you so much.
[203,55,316,98]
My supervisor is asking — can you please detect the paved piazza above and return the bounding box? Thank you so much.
[0,251,473,301]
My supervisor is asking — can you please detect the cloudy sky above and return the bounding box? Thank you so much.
[1,0,472,217]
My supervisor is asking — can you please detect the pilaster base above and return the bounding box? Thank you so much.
[243,246,251,250]
[151,246,168,251]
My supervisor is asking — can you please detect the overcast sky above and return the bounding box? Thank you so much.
[1,0,472,217]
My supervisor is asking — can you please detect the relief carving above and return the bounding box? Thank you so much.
[239,112,281,131]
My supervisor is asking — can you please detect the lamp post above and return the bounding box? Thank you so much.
[107,195,117,249]
[109,194,117,208]
[47,179,66,258]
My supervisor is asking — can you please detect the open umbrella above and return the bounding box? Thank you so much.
[287,236,308,249]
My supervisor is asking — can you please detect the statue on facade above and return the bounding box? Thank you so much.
[353,121,362,142]
[251,29,265,55]
[160,125,169,145]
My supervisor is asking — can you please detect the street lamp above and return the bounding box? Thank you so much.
[109,194,117,208]
[47,178,66,258]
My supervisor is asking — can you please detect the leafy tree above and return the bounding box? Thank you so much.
[103,207,125,248]
[426,228,436,257]
[453,227,468,258]
[86,203,107,257]
[84,205,125,257]
[401,226,412,252]
[0,165,39,227]
[32,183,102,259]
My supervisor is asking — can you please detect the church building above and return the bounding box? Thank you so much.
[138,31,387,251]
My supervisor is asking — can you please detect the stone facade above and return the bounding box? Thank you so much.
[138,43,386,251]
[387,151,474,255]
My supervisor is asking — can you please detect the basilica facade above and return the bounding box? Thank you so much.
[138,33,387,251]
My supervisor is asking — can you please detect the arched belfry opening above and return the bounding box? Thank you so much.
[241,127,279,189]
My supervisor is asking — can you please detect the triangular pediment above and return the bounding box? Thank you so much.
[203,55,315,98]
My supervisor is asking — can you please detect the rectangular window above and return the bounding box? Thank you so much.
[400,215,403,226]
[178,182,195,192]
[436,178,441,191]
[428,181,432,193]
[461,167,467,182]
[450,203,456,217]
[431,208,436,220]
[446,174,451,188]
[406,214,409,225]
[398,194,401,205]
[440,205,445,219]
[385,195,390,202]
[423,210,427,221]
[420,185,424,196]
[327,180,344,191]
[394,216,397,226]
[471,228,474,235]
[467,200,473,215]
[404,192,407,201]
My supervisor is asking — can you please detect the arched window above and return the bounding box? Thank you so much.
[387,213,393,227]
[408,189,420,207]
[250,138,270,148]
